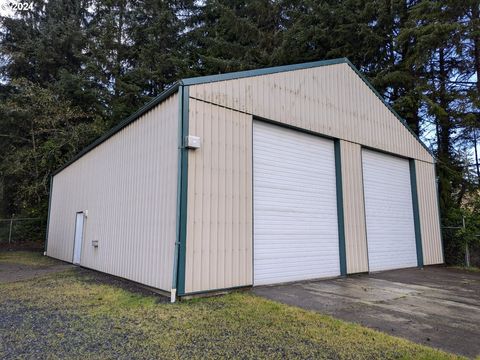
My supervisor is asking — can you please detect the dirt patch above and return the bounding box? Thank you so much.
[74,267,169,299]
[0,251,166,299]
[0,241,44,252]
[0,262,72,283]
[0,267,460,360]
[0,251,71,284]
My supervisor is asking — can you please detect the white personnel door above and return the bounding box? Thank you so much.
[73,212,85,265]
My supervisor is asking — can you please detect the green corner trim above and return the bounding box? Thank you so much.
[176,85,189,296]
[334,140,347,276]
[44,175,53,253]
[409,160,424,267]
[172,88,183,293]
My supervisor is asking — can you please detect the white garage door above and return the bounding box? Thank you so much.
[253,121,340,285]
[362,149,417,272]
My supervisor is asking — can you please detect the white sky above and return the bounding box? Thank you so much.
[0,1,18,18]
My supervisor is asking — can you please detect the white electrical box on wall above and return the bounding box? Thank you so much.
[185,135,201,149]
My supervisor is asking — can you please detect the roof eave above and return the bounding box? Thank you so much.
[52,82,181,176]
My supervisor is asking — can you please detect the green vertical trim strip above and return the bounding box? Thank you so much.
[44,175,53,254]
[172,88,184,294]
[359,148,371,272]
[176,85,189,296]
[334,140,347,276]
[409,160,424,267]
[251,119,255,285]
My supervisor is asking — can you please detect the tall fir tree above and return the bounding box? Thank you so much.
[186,0,282,75]
[0,0,478,261]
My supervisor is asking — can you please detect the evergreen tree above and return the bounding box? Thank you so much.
[186,0,282,75]
[0,79,100,219]
[0,0,478,262]
[0,0,105,221]
[126,0,190,96]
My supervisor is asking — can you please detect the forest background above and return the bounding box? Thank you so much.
[0,0,479,265]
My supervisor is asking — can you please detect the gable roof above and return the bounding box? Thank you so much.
[181,58,346,85]
[53,58,433,176]
[183,57,432,158]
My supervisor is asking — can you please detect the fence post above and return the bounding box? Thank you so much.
[8,215,14,244]
[463,216,470,267]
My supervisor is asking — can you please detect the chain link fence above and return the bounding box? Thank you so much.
[0,217,46,248]
[442,218,480,268]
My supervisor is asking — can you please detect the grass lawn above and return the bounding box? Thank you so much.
[0,250,58,267]
[0,252,464,359]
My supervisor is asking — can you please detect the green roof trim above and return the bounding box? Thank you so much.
[52,57,433,177]
[182,57,432,159]
[52,82,180,176]
[181,58,347,85]
[341,58,434,159]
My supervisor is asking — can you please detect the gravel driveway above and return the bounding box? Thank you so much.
[0,262,72,283]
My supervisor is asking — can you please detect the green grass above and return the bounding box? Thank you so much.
[0,250,59,267]
[450,265,480,273]
[0,252,464,359]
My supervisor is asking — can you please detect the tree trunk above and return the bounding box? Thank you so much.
[30,120,41,204]
[472,4,480,183]
[436,48,453,216]
[472,3,480,94]
[474,130,480,183]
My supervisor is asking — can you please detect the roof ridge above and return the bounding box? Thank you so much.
[53,57,434,176]
[181,58,348,86]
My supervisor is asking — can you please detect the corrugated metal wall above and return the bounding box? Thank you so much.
[184,99,253,293]
[47,93,179,291]
[47,62,442,295]
[340,140,369,273]
[189,63,432,163]
[415,160,443,265]
[186,62,442,291]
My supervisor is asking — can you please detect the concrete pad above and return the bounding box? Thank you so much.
[253,267,480,358]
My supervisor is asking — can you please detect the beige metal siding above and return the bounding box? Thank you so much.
[185,99,253,294]
[47,93,179,291]
[190,63,432,163]
[340,141,369,273]
[415,160,443,265]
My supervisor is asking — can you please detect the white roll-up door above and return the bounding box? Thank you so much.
[362,149,417,272]
[253,121,340,285]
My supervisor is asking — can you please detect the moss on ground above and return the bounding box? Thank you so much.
[0,265,463,360]
[0,251,59,267]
